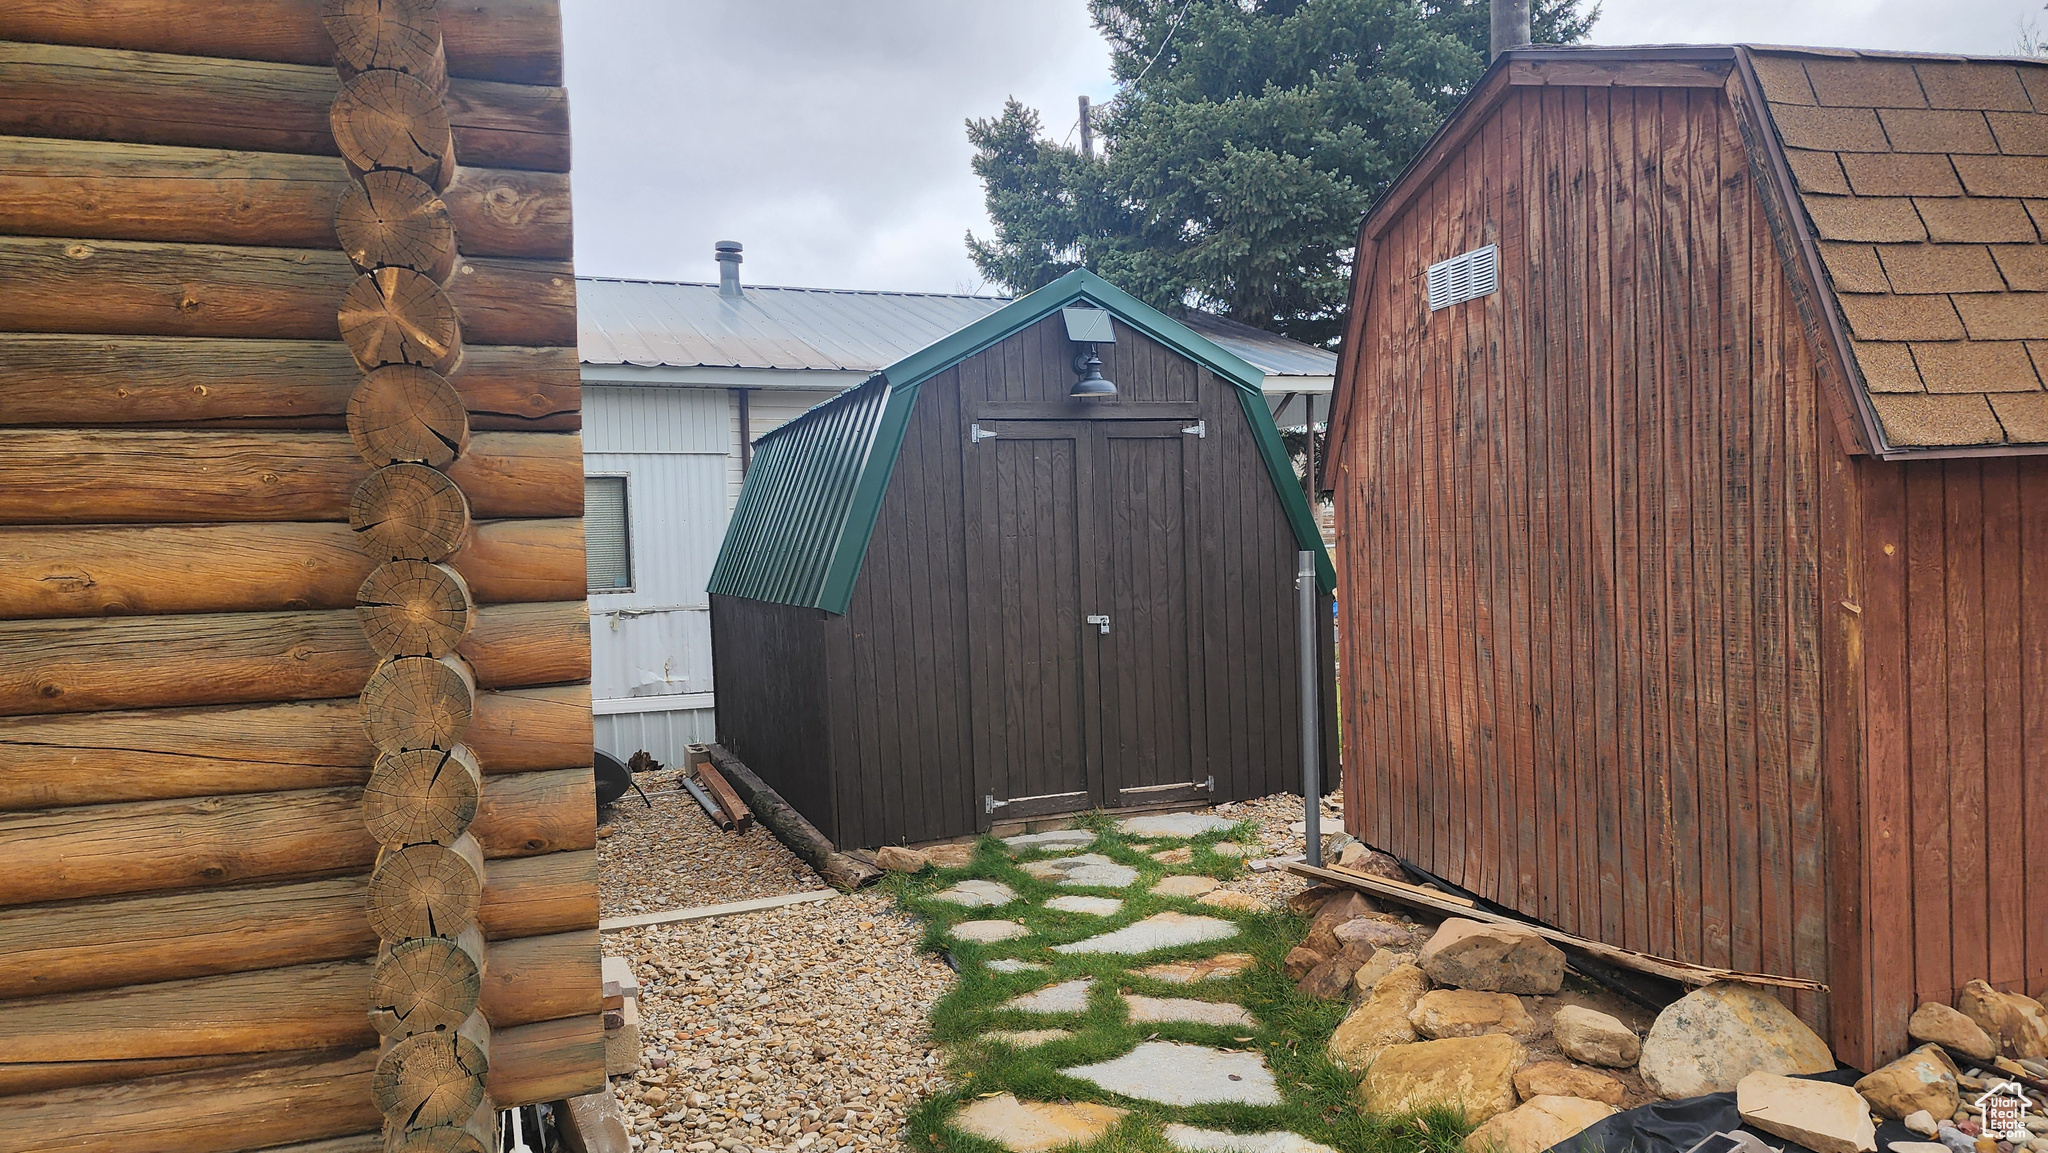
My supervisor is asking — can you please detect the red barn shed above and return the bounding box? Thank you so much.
[1324,44,2048,1070]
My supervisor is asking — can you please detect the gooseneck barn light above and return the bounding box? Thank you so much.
[1062,305,1118,397]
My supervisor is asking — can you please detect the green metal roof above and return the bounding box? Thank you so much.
[708,269,1336,614]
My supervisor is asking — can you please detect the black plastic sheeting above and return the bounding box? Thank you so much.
[1559,1069,1916,1153]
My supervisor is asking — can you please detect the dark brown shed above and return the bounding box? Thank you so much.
[1324,44,2048,1070]
[710,270,1336,850]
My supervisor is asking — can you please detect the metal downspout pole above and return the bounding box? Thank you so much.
[1298,550,1322,867]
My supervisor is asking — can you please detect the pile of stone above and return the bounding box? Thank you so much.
[1869,982,2048,1153]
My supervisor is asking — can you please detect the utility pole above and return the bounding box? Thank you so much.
[1078,94,1094,159]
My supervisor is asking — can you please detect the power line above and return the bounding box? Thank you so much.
[1131,0,1198,87]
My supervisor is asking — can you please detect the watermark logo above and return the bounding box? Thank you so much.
[1978,1081,2032,1144]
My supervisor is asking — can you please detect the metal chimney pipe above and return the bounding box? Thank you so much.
[715,240,743,298]
[1490,0,1530,61]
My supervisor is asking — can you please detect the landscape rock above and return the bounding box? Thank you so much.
[1162,1124,1337,1153]
[1328,963,1431,1068]
[1462,1095,1618,1153]
[1911,1004,1999,1063]
[875,845,929,872]
[1353,950,1418,995]
[1152,847,1195,865]
[925,842,977,868]
[1283,947,1326,981]
[1361,1034,1528,1124]
[1737,1071,1878,1153]
[1287,885,1341,915]
[1313,891,1378,927]
[1209,842,1251,858]
[1890,1143,1951,1153]
[988,959,1047,973]
[985,1029,1074,1049]
[1053,911,1238,956]
[1117,812,1238,838]
[1022,853,1140,889]
[1002,979,1093,1015]
[1336,846,1411,883]
[1855,1045,1960,1121]
[1418,919,1566,995]
[1639,982,1835,1099]
[1002,830,1096,856]
[953,919,1030,943]
[1513,1062,1626,1106]
[1299,944,1374,1000]
[1302,921,1342,959]
[1335,918,1414,951]
[1409,989,1535,1040]
[1126,995,1256,1028]
[1198,890,1268,913]
[1958,981,2048,1060]
[1552,1005,1642,1068]
[1904,1111,1940,1136]
[1153,875,1221,898]
[933,879,1018,908]
[951,1093,1126,1152]
[1044,895,1123,916]
[1138,955,1256,984]
[1062,1041,1282,1106]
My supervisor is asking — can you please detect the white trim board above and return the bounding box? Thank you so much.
[593,692,716,717]
[598,888,838,932]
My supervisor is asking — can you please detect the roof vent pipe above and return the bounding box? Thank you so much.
[1490,0,1529,60]
[716,240,743,298]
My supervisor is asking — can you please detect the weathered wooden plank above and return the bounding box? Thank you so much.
[1862,457,1915,1061]
[0,0,564,85]
[1942,465,1990,994]
[0,40,569,171]
[0,136,572,258]
[1816,381,1871,1068]
[2021,460,2048,1007]
[0,237,574,346]
[1904,465,1952,1007]
[1979,460,2025,995]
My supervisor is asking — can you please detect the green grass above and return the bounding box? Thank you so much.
[886,813,1475,1153]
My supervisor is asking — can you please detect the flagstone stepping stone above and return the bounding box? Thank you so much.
[1138,954,1256,984]
[951,1093,1126,1153]
[1126,995,1256,1028]
[1003,979,1093,1014]
[1061,1041,1282,1106]
[1152,875,1220,898]
[1054,911,1237,955]
[1209,842,1251,858]
[985,1029,1074,1049]
[934,879,1019,907]
[987,959,1047,973]
[1118,812,1237,838]
[1152,847,1195,864]
[1021,853,1139,888]
[954,919,1029,942]
[1198,890,1269,913]
[1045,895,1123,916]
[1163,1125,1340,1153]
[1003,829,1097,855]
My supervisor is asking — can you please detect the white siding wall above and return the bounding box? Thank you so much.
[725,389,843,508]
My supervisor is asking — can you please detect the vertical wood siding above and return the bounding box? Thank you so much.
[1335,84,1833,1028]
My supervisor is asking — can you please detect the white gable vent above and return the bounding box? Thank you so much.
[1426,244,1499,312]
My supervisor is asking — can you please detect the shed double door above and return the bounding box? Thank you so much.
[966,418,1208,825]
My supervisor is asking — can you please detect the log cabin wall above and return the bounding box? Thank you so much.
[0,2,601,1149]
[1333,80,1839,1040]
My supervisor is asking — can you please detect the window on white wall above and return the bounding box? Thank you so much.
[586,475,633,592]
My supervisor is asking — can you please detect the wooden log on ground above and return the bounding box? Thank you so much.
[487,1014,603,1106]
[0,958,374,1062]
[352,464,473,561]
[478,928,599,1026]
[365,746,482,847]
[0,41,570,171]
[0,686,592,811]
[359,561,476,658]
[371,928,484,1040]
[470,767,595,858]
[0,237,576,345]
[335,171,457,282]
[457,600,590,689]
[477,850,597,940]
[368,834,485,940]
[693,761,753,833]
[372,1013,490,1130]
[322,0,446,91]
[0,336,579,429]
[0,1047,383,1153]
[0,137,571,257]
[0,430,580,525]
[361,654,475,753]
[0,0,566,85]
[0,851,599,1001]
[339,267,463,373]
[705,744,882,892]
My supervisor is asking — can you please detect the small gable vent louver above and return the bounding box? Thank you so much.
[1427,245,1499,312]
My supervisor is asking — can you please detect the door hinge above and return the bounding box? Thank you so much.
[985,794,1006,814]
[1201,774,1215,792]
[1181,420,1206,438]
[1085,614,1110,635]
[970,423,998,444]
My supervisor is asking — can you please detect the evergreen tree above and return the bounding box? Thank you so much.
[967,0,1596,345]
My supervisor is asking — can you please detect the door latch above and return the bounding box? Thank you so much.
[1181,420,1206,438]
[1085,614,1111,634]
[970,423,998,443]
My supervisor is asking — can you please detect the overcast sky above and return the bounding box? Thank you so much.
[562,0,2046,294]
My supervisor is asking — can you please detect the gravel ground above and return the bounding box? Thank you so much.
[605,891,957,1153]
[598,764,823,917]
[1204,790,1345,906]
